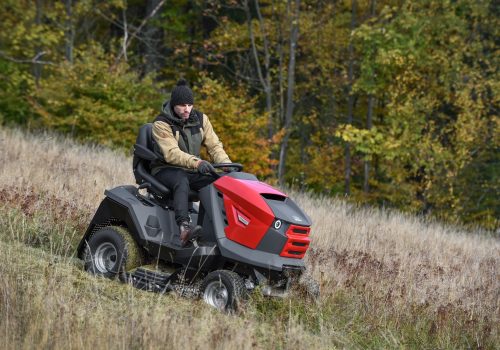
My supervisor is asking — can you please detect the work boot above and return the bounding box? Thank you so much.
[179,221,201,246]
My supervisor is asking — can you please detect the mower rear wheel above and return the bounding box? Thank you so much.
[83,226,143,278]
[200,270,247,311]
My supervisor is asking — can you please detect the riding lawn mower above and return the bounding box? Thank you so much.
[77,123,316,311]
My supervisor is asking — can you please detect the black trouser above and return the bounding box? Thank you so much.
[155,167,215,225]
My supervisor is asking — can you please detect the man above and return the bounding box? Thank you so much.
[151,79,231,246]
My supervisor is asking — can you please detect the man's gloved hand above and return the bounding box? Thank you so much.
[197,160,215,175]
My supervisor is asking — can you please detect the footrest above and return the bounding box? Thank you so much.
[127,268,174,293]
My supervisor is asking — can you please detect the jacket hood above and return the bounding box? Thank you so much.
[160,100,199,127]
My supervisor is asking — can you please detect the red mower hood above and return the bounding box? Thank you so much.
[213,175,311,259]
[213,177,278,249]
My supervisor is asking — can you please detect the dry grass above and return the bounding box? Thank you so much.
[298,192,499,316]
[0,126,499,349]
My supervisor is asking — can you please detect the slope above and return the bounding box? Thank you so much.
[0,126,498,349]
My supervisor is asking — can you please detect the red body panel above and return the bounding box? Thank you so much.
[280,225,311,259]
[214,177,284,249]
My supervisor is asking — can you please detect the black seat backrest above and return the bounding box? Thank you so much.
[133,123,201,203]
[132,123,171,197]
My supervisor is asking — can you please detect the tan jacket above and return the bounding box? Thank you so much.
[152,113,231,173]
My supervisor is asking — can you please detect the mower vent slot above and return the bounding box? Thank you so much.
[280,224,311,259]
[261,193,286,201]
[216,191,228,227]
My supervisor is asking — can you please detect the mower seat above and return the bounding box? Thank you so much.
[132,123,199,201]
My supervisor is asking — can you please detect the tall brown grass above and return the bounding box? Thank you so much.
[0,126,498,349]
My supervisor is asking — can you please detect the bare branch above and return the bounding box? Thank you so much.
[204,54,262,87]
[94,9,159,52]
[244,0,267,91]
[122,7,128,62]
[113,0,167,66]
[0,51,57,66]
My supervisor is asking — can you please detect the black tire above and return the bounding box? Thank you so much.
[200,270,247,311]
[83,226,143,278]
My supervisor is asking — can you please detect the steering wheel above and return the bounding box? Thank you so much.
[212,163,244,172]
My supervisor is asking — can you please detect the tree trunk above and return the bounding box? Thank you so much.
[255,0,274,140]
[121,6,128,62]
[245,0,273,140]
[364,95,374,193]
[65,0,74,64]
[112,0,166,68]
[33,0,43,86]
[278,0,300,186]
[370,0,376,16]
[144,0,164,75]
[273,0,285,128]
[344,0,357,196]
[363,0,376,194]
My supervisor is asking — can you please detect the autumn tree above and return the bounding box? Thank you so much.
[0,0,497,229]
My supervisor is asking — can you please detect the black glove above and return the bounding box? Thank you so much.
[197,160,215,175]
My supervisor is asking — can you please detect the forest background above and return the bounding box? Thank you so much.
[0,0,498,230]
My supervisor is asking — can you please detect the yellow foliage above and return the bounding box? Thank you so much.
[195,76,274,178]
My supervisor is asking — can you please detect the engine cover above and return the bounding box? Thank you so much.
[214,177,280,249]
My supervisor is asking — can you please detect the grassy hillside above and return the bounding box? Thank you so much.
[0,126,498,349]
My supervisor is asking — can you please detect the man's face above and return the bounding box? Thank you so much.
[173,104,193,121]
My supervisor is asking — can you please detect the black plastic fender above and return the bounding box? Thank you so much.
[76,185,179,258]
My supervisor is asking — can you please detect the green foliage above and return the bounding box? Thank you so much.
[33,45,162,148]
[0,60,33,125]
[0,1,63,60]
[0,0,497,229]
[348,0,499,227]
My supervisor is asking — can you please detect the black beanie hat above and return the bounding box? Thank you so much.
[170,78,194,106]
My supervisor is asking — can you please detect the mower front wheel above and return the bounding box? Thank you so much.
[83,226,143,279]
[200,270,247,312]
